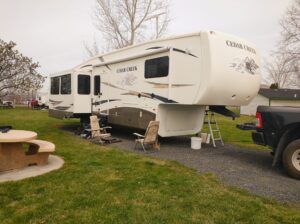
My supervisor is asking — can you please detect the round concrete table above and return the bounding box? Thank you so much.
[0,130,37,172]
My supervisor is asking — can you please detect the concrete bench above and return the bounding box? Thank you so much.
[25,140,55,165]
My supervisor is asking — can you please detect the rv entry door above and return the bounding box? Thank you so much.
[74,73,92,114]
[92,75,101,114]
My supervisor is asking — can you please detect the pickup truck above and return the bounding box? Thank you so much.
[252,106,300,179]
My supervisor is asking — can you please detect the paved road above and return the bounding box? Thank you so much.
[108,128,300,204]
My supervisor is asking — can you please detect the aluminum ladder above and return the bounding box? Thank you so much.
[204,110,224,147]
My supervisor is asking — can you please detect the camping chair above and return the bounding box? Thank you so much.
[85,115,112,143]
[133,121,160,152]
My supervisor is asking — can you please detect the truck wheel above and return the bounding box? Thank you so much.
[283,139,300,179]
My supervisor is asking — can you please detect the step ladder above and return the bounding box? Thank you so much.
[204,110,224,148]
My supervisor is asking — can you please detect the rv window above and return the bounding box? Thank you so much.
[50,77,60,95]
[61,74,71,95]
[145,56,169,79]
[94,76,101,95]
[78,75,90,95]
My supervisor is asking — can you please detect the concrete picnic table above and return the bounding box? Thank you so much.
[0,130,37,172]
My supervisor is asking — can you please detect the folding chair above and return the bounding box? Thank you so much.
[85,115,111,144]
[133,121,160,152]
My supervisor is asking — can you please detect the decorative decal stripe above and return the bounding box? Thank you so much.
[143,93,177,103]
[102,82,125,91]
[173,48,198,58]
[80,64,92,69]
[54,106,70,111]
[49,99,63,106]
[92,99,121,106]
[146,46,163,50]
[121,92,177,103]
[49,99,62,103]
[145,81,194,89]
[102,82,178,103]
[121,92,152,98]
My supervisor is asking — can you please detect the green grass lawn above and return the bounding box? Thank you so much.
[203,109,268,150]
[0,108,299,224]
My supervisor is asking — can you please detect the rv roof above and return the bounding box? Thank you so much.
[91,32,202,59]
[49,69,74,77]
[50,30,229,77]
[75,31,204,69]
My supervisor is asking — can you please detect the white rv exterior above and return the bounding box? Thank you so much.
[49,31,261,137]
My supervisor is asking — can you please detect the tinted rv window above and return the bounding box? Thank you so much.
[51,77,60,95]
[94,76,101,95]
[61,74,71,95]
[78,75,90,95]
[144,56,169,79]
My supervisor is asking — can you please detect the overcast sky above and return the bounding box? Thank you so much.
[0,0,293,78]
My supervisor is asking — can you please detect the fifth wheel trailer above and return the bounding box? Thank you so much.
[49,31,261,137]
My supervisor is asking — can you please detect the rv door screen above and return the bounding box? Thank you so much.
[78,75,90,95]
[94,76,101,95]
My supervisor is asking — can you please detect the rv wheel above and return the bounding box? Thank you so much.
[283,139,300,180]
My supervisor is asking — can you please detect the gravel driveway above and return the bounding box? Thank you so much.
[108,128,300,204]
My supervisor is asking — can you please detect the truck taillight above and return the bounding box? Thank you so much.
[256,112,263,129]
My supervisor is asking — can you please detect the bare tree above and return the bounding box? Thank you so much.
[84,37,100,57]
[0,39,45,98]
[279,0,300,61]
[266,0,300,88]
[86,0,170,54]
[265,54,299,88]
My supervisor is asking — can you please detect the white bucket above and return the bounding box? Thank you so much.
[191,137,202,150]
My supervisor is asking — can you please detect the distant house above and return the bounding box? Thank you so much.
[240,88,300,116]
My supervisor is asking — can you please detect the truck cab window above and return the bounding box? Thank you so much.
[94,76,101,95]
[51,77,60,95]
[78,75,90,95]
[61,74,71,95]
[144,56,169,79]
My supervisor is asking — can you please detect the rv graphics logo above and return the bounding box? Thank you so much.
[117,73,138,87]
[116,66,137,73]
[226,40,256,55]
[229,57,260,75]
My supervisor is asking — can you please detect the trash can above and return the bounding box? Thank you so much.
[191,137,202,150]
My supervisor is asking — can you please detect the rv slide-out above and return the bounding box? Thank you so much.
[49,31,261,137]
